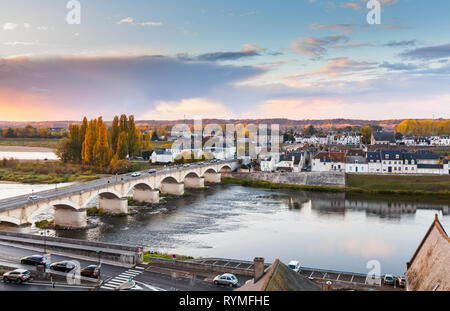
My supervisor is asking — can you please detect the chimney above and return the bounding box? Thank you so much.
[253,257,265,283]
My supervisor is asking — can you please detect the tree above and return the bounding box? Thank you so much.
[93,122,111,167]
[111,116,120,152]
[127,115,139,157]
[116,131,128,160]
[151,130,159,141]
[303,125,316,136]
[4,128,15,138]
[360,124,373,145]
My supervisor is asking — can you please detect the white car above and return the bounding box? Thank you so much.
[131,172,141,177]
[288,260,301,273]
[213,273,238,287]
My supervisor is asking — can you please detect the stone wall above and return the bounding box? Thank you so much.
[223,171,346,187]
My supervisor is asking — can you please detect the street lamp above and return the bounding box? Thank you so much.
[96,250,102,282]
[40,229,49,253]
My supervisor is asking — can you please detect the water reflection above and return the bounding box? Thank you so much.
[1,184,448,275]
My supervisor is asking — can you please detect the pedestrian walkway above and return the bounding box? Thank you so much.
[100,266,145,290]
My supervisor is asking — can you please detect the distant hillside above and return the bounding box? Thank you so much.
[0,118,447,130]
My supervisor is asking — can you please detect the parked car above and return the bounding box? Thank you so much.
[20,255,45,266]
[131,172,141,177]
[396,276,406,288]
[288,260,301,273]
[80,265,100,278]
[50,261,77,273]
[383,274,395,286]
[183,164,190,167]
[148,169,157,174]
[2,269,31,283]
[213,273,238,287]
[28,195,42,201]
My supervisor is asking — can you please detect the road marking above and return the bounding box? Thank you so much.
[135,266,145,270]
[127,269,141,273]
[105,280,124,286]
[113,276,129,281]
[120,272,138,277]
[100,285,116,290]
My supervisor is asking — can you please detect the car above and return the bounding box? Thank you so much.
[148,169,157,174]
[183,164,190,167]
[49,261,77,273]
[28,195,42,201]
[80,265,100,278]
[2,269,31,283]
[131,172,141,177]
[396,276,406,288]
[383,274,395,286]
[213,273,238,287]
[288,260,301,273]
[20,255,45,266]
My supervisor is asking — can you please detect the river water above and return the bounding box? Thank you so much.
[41,184,448,276]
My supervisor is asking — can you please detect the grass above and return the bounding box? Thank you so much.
[0,168,98,184]
[86,206,104,216]
[143,251,194,262]
[34,219,54,229]
[221,177,344,193]
[346,174,450,193]
[222,175,450,199]
[0,138,60,149]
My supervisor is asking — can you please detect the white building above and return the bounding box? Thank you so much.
[345,156,368,173]
[151,150,175,163]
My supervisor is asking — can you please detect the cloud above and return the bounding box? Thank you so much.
[139,98,233,120]
[3,23,18,30]
[399,43,450,60]
[383,40,417,47]
[117,17,162,27]
[340,2,363,10]
[291,35,349,58]
[117,17,134,24]
[178,45,264,62]
[379,61,418,71]
[0,55,264,120]
[310,23,354,34]
[292,57,376,78]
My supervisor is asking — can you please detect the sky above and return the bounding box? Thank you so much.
[0,0,449,121]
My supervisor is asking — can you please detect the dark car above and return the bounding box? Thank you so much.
[396,276,406,288]
[20,255,45,266]
[49,261,76,273]
[383,274,395,286]
[81,265,100,278]
[148,169,157,174]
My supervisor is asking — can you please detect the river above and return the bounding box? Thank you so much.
[40,184,449,276]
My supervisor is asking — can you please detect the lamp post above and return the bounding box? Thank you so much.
[41,229,49,253]
[96,250,102,282]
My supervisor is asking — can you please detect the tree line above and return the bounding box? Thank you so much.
[57,115,153,168]
[395,119,450,136]
[0,125,68,138]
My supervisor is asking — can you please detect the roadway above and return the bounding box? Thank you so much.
[0,160,235,212]
[0,243,244,291]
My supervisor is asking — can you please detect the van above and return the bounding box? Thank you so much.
[288,260,301,273]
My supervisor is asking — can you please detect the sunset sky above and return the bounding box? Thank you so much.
[1,0,449,121]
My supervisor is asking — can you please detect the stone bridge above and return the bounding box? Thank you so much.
[0,160,239,229]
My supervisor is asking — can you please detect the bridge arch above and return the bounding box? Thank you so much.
[51,200,82,210]
[218,164,232,172]
[126,182,154,196]
[0,216,22,226]
[84,190,122,208]
[202,168,218,176]
[182,171,201,181]
[160,176,180,184]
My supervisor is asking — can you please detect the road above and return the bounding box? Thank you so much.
[0,160,234,212]
[0,243,246,291]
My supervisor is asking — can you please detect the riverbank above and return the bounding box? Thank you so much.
[222,174,450,199]
[0,138,59,149]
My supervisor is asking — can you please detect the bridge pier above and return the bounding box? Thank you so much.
[184,177,205,189]
[54,206,87,228]
[98,197,128,214]
[133,189,160,204]
[204,173,221,183]
[160,183,184,196]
